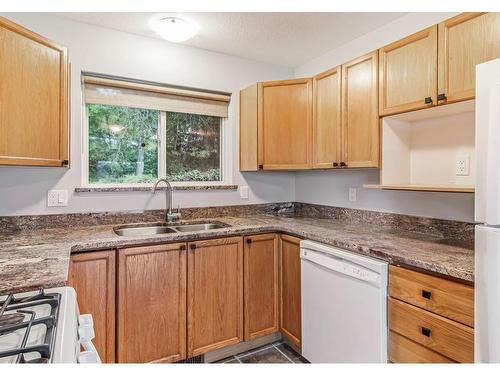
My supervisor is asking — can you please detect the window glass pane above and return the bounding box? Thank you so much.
[165,112,221,182]
[88,104,159,184]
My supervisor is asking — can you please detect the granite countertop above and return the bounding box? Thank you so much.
[0,214,474,295]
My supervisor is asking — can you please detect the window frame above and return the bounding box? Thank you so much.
[81,101,231,188]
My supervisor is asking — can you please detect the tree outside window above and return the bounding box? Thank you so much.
[87,104,222,184]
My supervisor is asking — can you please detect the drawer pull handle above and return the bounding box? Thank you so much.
[422,290,432,299]
[437,93,447,101]
[421,327,431,337]
[424,97,433,104]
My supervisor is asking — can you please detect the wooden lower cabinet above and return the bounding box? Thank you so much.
[68,250,116,363]
[243,233,279,340]
[187,237,244,357]
[279,234,302,349]
[117,243,187,363]
[389,331,455,363]
[389,265,474,327]
[388,266,474,363]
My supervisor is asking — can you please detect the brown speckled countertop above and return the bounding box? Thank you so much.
[0,212,474,295]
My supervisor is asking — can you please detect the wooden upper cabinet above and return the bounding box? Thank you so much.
[0,17,69,167]
[313,67,342,169]
[117,243,187,363]
[341,51,380,168]
[244,234,279,341]
[260,78,313,170]
[239,78,312,171]
[239,84,259,171]
[187,237,244,357]
[68,251,116,363]
[438,12,500,103]
[279,234,302,349]
[379,26,438,116]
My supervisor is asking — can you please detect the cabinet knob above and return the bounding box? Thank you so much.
[333,162,339,167]
[246,238,252,244]
[421,290,432,299]
[437,93,447,101]
[179,244,186,251]
[340,162,347,167]
[189,243,197,250]
[421,327,431,337]
[258,164,263,170]
[424,97,433,104]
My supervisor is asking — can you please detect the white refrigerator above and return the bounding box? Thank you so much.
[475,57,500,363]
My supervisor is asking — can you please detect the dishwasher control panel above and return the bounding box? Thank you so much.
[301,248,381,284]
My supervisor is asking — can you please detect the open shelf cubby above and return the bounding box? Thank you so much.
[365,100,475,193]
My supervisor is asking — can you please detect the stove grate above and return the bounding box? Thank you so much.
[0,289,60,363]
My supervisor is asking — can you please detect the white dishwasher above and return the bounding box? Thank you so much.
[300,240,388,363]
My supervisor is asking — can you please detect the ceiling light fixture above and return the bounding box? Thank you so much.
[150,16,199,43]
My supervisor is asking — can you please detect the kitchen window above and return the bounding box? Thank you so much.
[82,74,230,186]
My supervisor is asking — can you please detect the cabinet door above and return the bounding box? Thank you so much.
[244,234,279,340]
[438,12,500,104]
[68,251,116,363]
[187,237,243,356]
[260,78,313,170]
[341,51,380,168]
[313,67,342,169]
[279,234,302,349]
[379,26,438,116]
[117,243,187,363]
[239,83,259,171]
[0,17,69,167]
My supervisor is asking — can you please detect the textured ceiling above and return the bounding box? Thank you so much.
[54,12,406,67]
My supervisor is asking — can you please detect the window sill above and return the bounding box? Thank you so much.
[74,185,238,193]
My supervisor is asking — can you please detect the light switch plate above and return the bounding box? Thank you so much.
[239,185,249,199]
[47,190,68,207]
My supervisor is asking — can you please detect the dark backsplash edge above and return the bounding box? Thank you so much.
[0,202,474,242]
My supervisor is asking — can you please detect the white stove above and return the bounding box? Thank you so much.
[0,287,100,363]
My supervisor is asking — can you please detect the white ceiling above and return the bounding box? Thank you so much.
[54,12,406,68]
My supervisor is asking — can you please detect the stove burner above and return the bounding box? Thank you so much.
[0,289,60,363]
[0,313,25,328]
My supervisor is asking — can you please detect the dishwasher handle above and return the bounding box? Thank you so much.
[301,248,382,286]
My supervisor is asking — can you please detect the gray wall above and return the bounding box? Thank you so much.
[293,12,475,222]
[0,13,295,216]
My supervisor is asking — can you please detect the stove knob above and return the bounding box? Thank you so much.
[79,324,96,343]
[78,314,94,327]
[78,350,100,364]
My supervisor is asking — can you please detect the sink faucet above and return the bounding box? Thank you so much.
[152,178,181,223]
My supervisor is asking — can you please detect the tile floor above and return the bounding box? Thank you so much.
[213,341,308,364]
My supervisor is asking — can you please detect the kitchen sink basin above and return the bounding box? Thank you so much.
[172,223,227,232]
[113,223,178,236]
[113,222,229,236]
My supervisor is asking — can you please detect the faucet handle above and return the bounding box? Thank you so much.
[167,205,182,222]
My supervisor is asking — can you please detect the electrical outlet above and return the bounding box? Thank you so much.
[456,155,470,176]
[349,188,357,202]
[47,190,68,207]
[239,185,249,199]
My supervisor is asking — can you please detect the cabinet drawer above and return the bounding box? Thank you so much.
[389,331,455,363]
[389,298,473,363]
[389,265,474,327]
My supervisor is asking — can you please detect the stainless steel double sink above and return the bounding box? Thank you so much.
[113,222,229,237]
